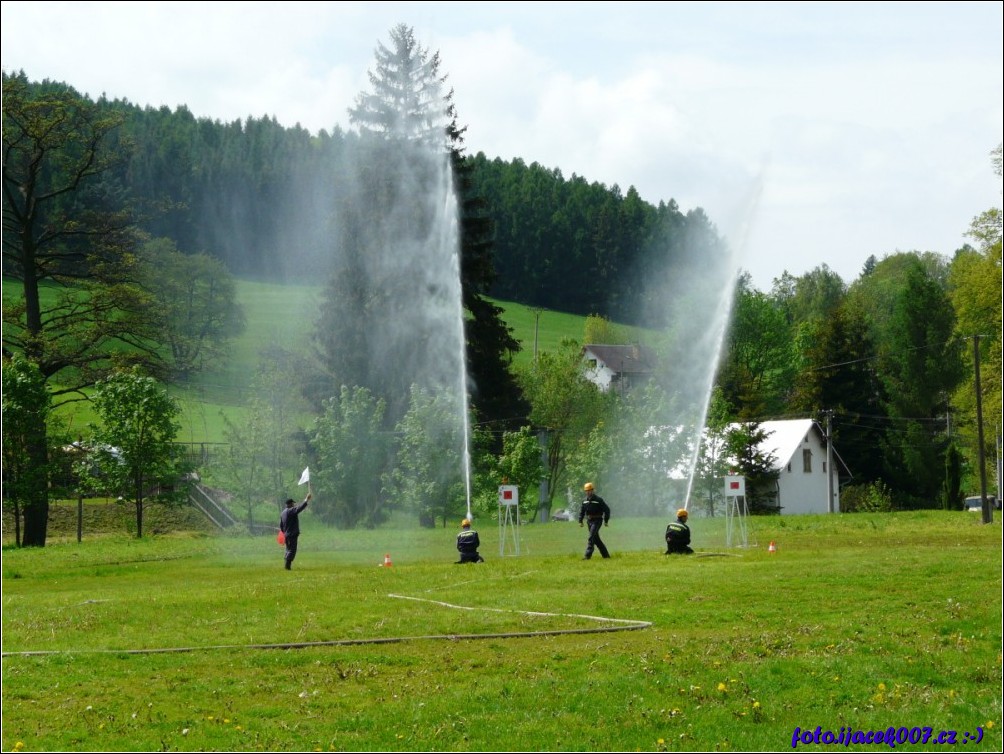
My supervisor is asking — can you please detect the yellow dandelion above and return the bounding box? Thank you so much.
[877,682,886,691]
[752,701,761,709]
[223,718,231,724]
[658,739,665,745]
[207,715,215,721]
[235,725,243,731]
[717,682,728,692]
[15,743,25,751]
[987,721,995,729]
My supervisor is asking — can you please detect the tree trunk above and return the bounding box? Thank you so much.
[135,475,145,538]
[20,427,49,547]
[13,501,22,547]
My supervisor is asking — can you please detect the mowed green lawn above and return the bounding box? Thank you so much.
[2,511,1001,752]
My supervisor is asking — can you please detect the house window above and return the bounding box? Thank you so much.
[803,449,812,473]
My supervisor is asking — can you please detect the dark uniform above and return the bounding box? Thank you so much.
[456,520,485,563]
[280,494,311,569]
[578,484,611,559]
[665,509,693,554]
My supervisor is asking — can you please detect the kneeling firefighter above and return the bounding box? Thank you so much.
[665,508,694,555]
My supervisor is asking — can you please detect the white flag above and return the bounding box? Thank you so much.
[298,467,310,486]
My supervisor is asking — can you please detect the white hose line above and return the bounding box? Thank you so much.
[2,595,651,657]
[389,593,652,628]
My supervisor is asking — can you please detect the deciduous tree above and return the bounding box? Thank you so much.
[81,368,184,538]
[1,353,55,546]
[141,238,245,379]
[948,143,1002,494]
[518,339,609,509]
[718,274,797,417]
[384,385,467,527]
[308,386,391,528]
[217,345,308,530]
[3,71,163,545]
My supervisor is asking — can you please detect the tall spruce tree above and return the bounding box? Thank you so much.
[314,24,526,431]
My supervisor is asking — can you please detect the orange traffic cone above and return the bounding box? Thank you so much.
[768,541,777,554]
[381,553,393,567]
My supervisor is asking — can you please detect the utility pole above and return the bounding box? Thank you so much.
[974,335,992,524]
[824,410,834,514]
[77,436,84,543]
[996,424,1002,507]
[533,308,544,363]
[537,428,549,523]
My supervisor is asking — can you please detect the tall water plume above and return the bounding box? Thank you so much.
[306,132,472,540]
[602,182,759,545]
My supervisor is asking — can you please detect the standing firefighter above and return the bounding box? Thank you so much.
[456,518,485,563]
[280,492,312,570]
[578,482,611,559]
[665,508,694,555]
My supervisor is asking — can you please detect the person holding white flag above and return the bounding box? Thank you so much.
[280,468,312,570]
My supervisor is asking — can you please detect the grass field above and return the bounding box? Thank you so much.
[2,511,1001,752]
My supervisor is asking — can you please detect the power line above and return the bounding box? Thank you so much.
[804,336,970,373]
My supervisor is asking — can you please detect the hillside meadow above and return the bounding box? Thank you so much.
[2,277,598,444]
[2,511,1001,752]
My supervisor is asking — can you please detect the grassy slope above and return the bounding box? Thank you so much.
[169,281,599,443]
[3,276,595,442]
[2,511,1001,752]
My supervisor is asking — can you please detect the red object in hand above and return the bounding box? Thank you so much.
[277,530,285,545]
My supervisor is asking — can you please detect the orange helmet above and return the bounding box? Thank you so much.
[677,508,688,519]
[584,482,595,492]
[461,519,471,528]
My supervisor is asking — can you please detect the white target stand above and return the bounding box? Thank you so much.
[724,475,754,549]
[498,484,521,556]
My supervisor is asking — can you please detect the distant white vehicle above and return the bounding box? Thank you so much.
[964,495,999,511]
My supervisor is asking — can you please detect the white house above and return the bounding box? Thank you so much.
[581,344,657,393]
[660,418,852,515]
[741,419,851,515]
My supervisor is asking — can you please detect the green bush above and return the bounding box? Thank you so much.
[841,480,895,512]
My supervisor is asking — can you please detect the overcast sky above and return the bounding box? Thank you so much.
[3,1,1001,290]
